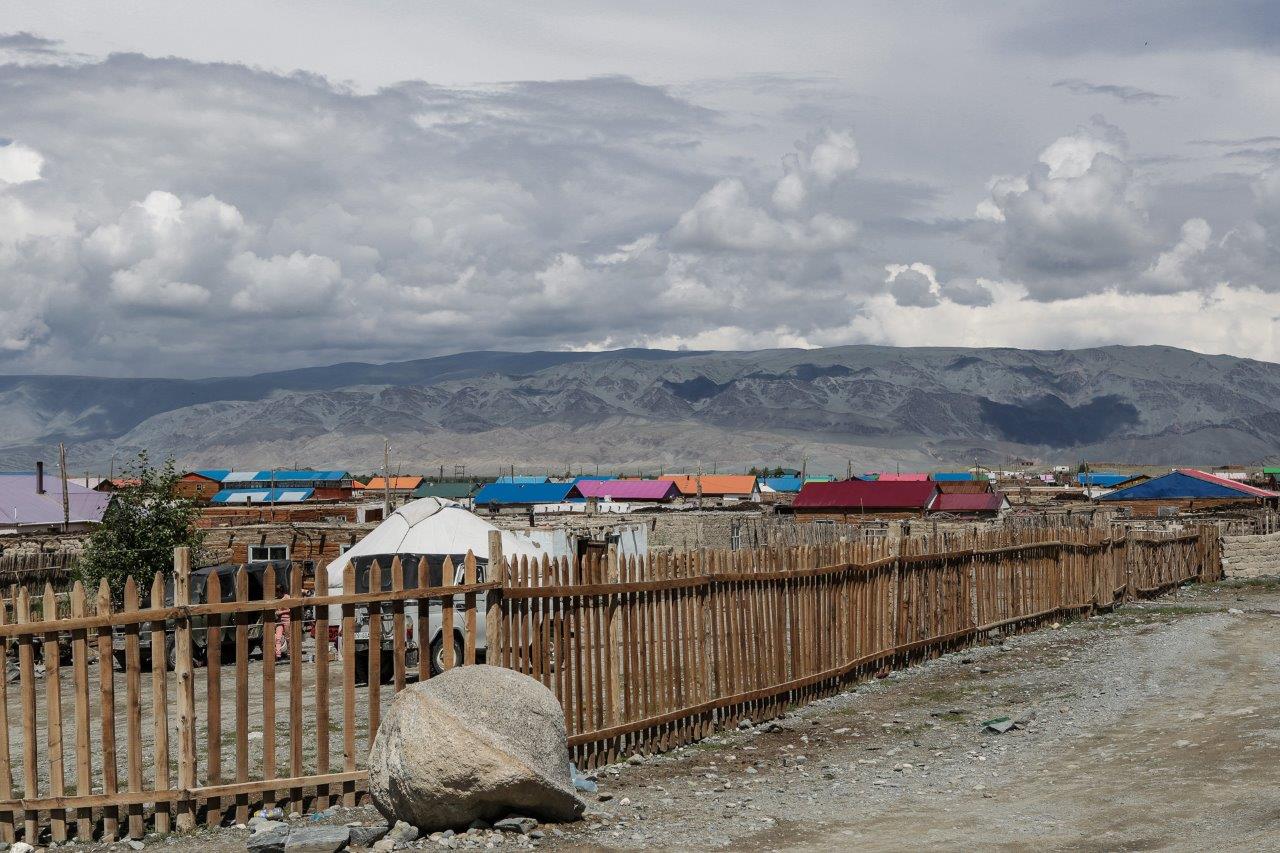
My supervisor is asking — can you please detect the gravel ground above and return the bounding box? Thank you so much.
[65,577,1280,853]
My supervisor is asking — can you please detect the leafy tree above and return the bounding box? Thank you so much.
[78,453,204,600]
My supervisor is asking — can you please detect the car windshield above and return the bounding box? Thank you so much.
[347,554,486,593]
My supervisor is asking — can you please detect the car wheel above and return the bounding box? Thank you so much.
[353,651,393,685]
[429,634,464,676]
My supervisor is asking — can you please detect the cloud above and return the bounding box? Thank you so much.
[1052,79,1173,105]
[1137,217,1212,293]
[229,251,343,313]
[0,142,43,185]
[672,177,858,252]
[885,263,941,307]
[771,129,860,213]
[0,32,61,56]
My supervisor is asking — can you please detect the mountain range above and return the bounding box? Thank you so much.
[2,345,1278,475]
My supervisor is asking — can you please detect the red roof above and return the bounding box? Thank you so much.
[793,480,938,510]
[933,492,1007,513]
[1178,469,1277,498]
[869,472,930,482]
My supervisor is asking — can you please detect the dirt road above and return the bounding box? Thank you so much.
[544,579,1280,852]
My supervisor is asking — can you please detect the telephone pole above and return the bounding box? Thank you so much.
[58,443,70,533]
[383,440,391,517]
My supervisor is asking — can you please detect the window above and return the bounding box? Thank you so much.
[249,545,289,562]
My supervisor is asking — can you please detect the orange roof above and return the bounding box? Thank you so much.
[363,476,424,491]
[659,474,759,496]
[352,480,367,490]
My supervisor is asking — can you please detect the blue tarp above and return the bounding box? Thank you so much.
[473,482,577,505]
[1098,471,1244,500]
[931,472,974,481]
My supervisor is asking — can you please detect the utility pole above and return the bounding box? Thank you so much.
[58,443,69,533]
[695,462,703,510]
[383,440,392,517]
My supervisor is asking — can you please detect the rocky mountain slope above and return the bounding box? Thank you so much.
[2,345,1278,472]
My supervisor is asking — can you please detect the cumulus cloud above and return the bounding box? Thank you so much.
[0,142,43,185]
[771,129,860,212]
[885,263,941,307]
[673,178,858,252]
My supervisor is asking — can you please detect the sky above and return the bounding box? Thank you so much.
[0,1,1278,377]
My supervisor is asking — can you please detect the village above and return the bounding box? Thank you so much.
[0,452,1272,850]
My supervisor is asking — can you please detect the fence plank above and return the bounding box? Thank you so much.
[262,564,278,803]
[150,574,171,835]
[234,568,249,825]
[341,563,356,808]
[289,563,304,809]
[314,565,331,811]
[0,598,14,843]
[95,580,119,839]
[122,578,143,838]
[203,572,222,827]
[174,547,197,832]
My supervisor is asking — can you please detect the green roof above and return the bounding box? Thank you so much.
[411,481,477,499]
[1262,468,1280,475]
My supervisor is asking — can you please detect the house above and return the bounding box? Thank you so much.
[361,476,426,498]
[935,479,992,495]
[865,472,930,482]
[791,480,940,521]
[472,482,579,511]
[930,491,1010,519]
[1097,469,1279,515]
[176,470,225,501]
[0,468,112,534]
[210,487,315,505]
[574,479,680,503]
[1075,472,1130,488]
[931,472,975,482]
[659,475,761,503]
[495,475,550,485]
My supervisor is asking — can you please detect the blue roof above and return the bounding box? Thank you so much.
[762,476,803,492]
[495,475,550,485]
[931,472,974,482]
[1098,470,1265,501]
[569,475,609,484]
[1076,473,1129,487]
[252,470,348,482]
[210,487,315,504]
[193,469,231,482]
[474,482,577,505]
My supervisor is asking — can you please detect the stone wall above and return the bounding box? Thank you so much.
[1222,531,1280,578]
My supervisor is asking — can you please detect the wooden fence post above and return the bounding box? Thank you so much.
[173,546,197,832]
[486,531,504,666]
[605,544,624,728]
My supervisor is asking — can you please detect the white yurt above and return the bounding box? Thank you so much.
[324,497,548,592]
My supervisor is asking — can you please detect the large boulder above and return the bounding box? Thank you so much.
[368,665,585,830]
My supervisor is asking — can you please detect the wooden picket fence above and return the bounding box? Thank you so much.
[490,525,1221,768]
[0,525,1219,843]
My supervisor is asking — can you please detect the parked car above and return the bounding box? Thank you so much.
[112,560,297,670]
[331,553,488,684]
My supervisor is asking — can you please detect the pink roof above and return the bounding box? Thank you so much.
[1179,469,1278,498]
[869,472,930,481]
[574,479,679,501]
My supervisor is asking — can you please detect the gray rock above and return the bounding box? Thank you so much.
[11,844,32,853]
[247,826,290,853]
[368,666,585,831]
[347,823,390,848]
[492,817,536,834]
[284,825,350,853]
[128,843,145,851]
[388,821,418,843]
[369,841,395,853]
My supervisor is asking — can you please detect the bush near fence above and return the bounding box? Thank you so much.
[0,525,1219,843]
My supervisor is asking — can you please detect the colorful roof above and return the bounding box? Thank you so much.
[187,470,230,482]
[411,481,477,500]
[865,472,930,482]
[1098,469,1278,501]
[930,472,974,482]
[473,482,577,506]
[363,476,425,491]
[933,492,1007,513]
[221,470,349,483]
[495,475,550,485]
[209,487,314,504]
[659,474,759,496]
[0,474,111,527]
[793,480,938,510]
[761,476,804,492]
[574,479,679,500]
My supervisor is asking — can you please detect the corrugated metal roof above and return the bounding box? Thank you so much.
[495,475,550,485]
[1099,470,1277,501]
[0,474,111,527]
[210,487,315,504]
[761,476,804,492]
[930,472,974,481]
[659,475,759,496]
[411,482,477,499]
[363,476,424,491]
[793,480,938,510]
[933,492,1006,512]
[473,482,577,505]
[1075,472,1128,487]
[574,479,679,500]
[189,470,230,482]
